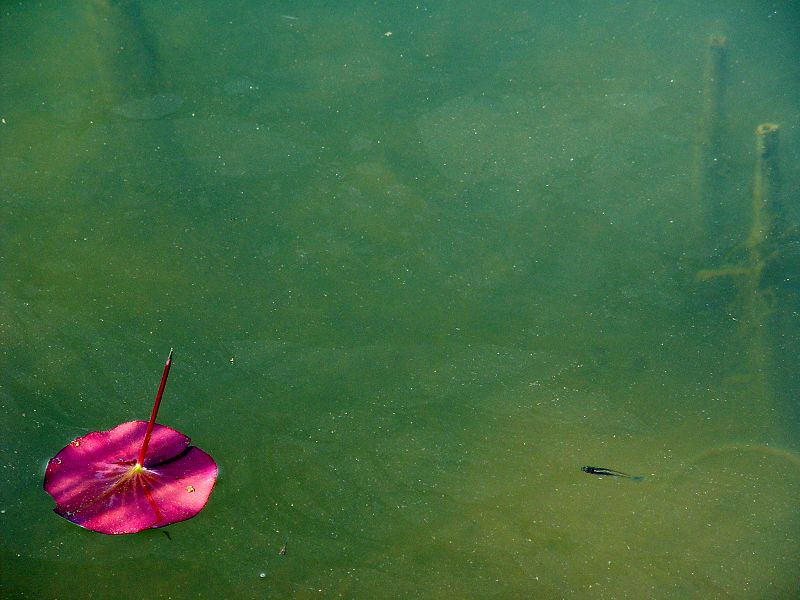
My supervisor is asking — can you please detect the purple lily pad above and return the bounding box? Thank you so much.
[44,421,217,535]
[43,351,218,535]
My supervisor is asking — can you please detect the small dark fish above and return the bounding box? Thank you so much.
[278,541,287,556]
[582,466,643,481]
[162,530,172,540]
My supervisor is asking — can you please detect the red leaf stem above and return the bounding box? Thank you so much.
[137,349,173,466]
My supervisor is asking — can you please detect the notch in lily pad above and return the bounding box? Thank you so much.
[43,349,218,535]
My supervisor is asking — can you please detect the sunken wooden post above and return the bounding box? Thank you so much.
[694,34,727,239]
[748,124,781,252]
[696,124,782,287]
[742,124,781,381]
[696,124,783,414]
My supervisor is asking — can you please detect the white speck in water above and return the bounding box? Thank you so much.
[259,572,266,579]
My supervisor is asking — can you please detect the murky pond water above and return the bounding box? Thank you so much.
[2,1,799,598]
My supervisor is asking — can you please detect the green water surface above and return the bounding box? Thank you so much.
[2,1,799,598]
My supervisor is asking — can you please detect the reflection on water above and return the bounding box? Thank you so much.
[2,0,799,598]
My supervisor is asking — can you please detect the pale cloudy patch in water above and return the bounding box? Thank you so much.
[173,116,309,179]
